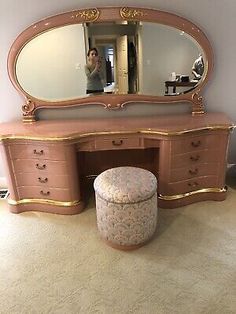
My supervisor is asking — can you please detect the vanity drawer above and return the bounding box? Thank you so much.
[9,143,67,161]
[171,149,221,168]
[171,135,219,154]
[164,175,218,195]
[12,159,68,175]
[15,173,69,189]
[169,162,219,182]
[95,136,141,150]
[17,186,72,201]
[77,140,95,151]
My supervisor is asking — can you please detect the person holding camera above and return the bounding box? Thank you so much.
[85,48,104,94]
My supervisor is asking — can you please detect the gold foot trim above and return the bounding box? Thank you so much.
[158,187,227,201]
[8,198,81,207]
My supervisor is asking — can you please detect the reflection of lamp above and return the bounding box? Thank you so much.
[170,72,176,81]
[192,54,204,80]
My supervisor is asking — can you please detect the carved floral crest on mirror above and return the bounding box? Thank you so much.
[8,6,213,122]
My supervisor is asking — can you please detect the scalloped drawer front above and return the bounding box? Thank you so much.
[95,137,141,150]
[169,163,219,182]
[17,186,71,201]
[15,173,69,189]
[171,149,221,168]
[171,135,219,154]
[13,159,67,175]
[9,144,66,160]
[164,176,218,195]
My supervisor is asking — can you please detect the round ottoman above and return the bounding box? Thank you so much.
[93,166,158,250]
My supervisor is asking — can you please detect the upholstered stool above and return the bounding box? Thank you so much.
[93,166,158,250]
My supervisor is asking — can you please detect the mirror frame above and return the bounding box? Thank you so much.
[8,6,213,122]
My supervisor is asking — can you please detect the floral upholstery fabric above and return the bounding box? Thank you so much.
[94,166,157,203]
[94,167,158,247]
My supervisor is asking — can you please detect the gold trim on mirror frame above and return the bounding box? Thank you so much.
[158,187,227,201]
[105,103,125,110]
[0,125,233,142]
[22,98,36,122]
[8,198,81,207]
[22,117,36,123]
[191,90,204,115]
[71,8,100,22]
[120,7,147,19]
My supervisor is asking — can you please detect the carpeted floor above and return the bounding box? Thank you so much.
[0,168,236,314]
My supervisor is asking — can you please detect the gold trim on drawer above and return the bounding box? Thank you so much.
[8,198,81,207]
[158,187,227,200]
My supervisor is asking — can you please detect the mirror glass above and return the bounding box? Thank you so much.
[15,21,204,101]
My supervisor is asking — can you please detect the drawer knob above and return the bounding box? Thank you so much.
[112,139,123,146]
[36,163,46,170]
[191,140,201,148]
[40,190,50,196]
[190,155,200,161]
[38,177,48,183]
[33,149,44,155]
[188,181,199,187]
[189,168,198,175]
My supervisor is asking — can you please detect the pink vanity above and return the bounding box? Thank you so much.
[0,7,233,214]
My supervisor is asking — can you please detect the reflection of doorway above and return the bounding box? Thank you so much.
[84,22,139,94]
[94,38,117,93]
[116,35,128,94]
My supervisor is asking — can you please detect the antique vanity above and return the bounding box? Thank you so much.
[0,7,234,214]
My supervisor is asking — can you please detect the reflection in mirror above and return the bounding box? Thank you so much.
[15,21,204,102]
[16,24,87,101]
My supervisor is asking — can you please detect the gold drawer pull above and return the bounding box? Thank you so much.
[36,163,46,170]
[191,140,201,148]
[33,149,44,155]
[188,181,199,187]
[38,177,48,183]
[112,139,123,146]
[190,155,200,161]
[189,168,198,175]
[40,190,50,196]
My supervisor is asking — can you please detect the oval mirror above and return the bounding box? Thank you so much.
[8,7,213,121]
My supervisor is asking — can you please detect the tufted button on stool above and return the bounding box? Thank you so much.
[93,166,158,250]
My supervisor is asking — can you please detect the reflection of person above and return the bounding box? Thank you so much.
[192,53,204,80]
[85,48,104,94]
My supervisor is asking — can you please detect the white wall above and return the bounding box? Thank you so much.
[0,0,236,177]
[16,24,86,101]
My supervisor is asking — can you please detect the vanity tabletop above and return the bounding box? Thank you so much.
[0,112,234,141]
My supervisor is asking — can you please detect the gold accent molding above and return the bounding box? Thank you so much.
[22,98,36,122]
[8,198,81,207]
[105,103,125,110]
[120,7,147,19]
[158,187,227,201]
[191,90,204,114]
[22,116,36,123]
[0,125,233,142]
[71,8,100,22]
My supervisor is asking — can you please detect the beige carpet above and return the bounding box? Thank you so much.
[0,169,236,313]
